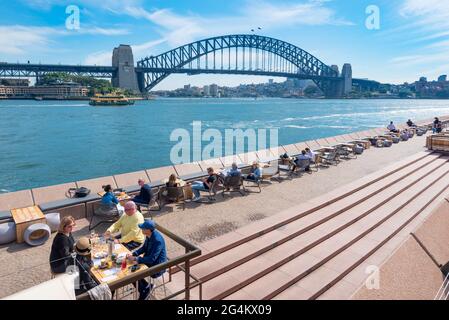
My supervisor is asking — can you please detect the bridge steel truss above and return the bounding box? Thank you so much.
[0,63,116,79]
[137,34,340,93]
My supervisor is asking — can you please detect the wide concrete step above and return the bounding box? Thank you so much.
[215,160,449,300]
[165,154,445,299]
[263,162,449,300]
[197,155,444,281]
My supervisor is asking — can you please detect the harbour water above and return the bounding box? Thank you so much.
[1,98,449,193]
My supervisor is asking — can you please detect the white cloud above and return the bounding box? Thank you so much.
[0,24,129,57]
[122,0,353,47]
[84,51,112,66]
[389,1,449,79]
[84,38,167,65]
[0,26,59,55]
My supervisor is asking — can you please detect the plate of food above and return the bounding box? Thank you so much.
[93,251,108,259]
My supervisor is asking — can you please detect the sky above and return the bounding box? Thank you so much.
[0,0,448,89]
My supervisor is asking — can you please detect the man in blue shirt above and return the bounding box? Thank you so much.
[293,150,311,172]
[132,179,153,209]
[127,219,167,300]
[227,162,241,177]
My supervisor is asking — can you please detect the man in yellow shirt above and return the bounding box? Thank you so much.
[104,201,145,250]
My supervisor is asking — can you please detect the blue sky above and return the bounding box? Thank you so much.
[1,0,448,89]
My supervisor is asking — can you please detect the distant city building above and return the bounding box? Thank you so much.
[203,85,210,96]
[268,79,274,84]
[341,63,353,95]
[438,75,447,82]
[184,84,191,90]
[210,84,219,97]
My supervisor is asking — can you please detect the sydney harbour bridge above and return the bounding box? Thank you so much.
[0,34,379,98]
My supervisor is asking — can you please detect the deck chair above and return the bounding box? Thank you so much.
[293,158,313,175]
[222,175,245,197]
[197,175,221,202]
[321,149,340,166]
[139,188,162,217]
[161,186,186,210]
[243,175,262,193]
[278,159,295,178]
[89,202,120,230]
[335,145,357,160]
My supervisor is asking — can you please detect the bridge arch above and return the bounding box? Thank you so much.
[136,34,341,95]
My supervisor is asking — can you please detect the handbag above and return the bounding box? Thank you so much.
[66,187,91,198]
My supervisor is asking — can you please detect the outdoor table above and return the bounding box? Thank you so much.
[11,206,46,244]
[90,242,148,286]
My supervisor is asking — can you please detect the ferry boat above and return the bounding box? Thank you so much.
[89,94,135,106]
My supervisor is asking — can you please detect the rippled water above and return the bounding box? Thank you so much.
[1,98,448,192]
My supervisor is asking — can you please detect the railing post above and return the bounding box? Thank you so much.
[185,248,191,300]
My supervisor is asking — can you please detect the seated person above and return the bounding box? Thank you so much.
[74,237,97,296]
[244,161,262,181]
[104,201,145,250]
[127,220,167,300]
[223,163,242,190]
[305,148,317,162]
[292,150,311,172]
[190,167,217,202]
[101,184,124,215]
[132,178,153,209]
[433,118,443,133]
[407,119,416,127]
[227,162,242,177]
[165,174,181,188]
[387,121,399,133]
[280,153,291,165]
[49,216,76,274]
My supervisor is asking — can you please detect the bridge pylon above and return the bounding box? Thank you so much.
[111,45,140,93]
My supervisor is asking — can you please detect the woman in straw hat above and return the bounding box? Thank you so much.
[74,237,96,295]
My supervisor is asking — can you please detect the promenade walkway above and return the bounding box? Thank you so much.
[0,129,438,299]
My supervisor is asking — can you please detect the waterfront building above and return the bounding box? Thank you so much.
[0,84,89,99]
[0,78,30,86]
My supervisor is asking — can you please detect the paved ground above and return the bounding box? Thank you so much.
[0,134,431,298]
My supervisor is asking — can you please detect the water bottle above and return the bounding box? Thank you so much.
[107,238,113,259]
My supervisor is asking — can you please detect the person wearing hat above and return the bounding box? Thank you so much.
[74,237,96,296]
[104,201,145,250]
[127,219,167,300]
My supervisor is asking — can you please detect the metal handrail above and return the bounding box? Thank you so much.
[163,263,203,300]
[76,224,201,300]
[435,273,449,300]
